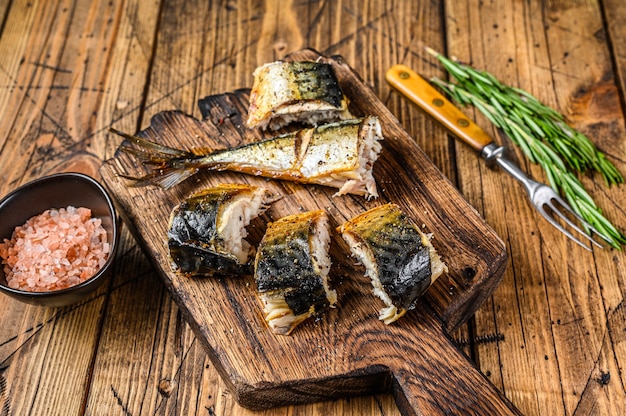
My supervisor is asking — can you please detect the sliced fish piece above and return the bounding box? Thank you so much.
[339,203,448,324]
[255,210,336,335]
[167,183,277,277]
[246,60,353,131]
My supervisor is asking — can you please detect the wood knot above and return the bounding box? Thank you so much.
[568,78,620,125]
[273,41,288,58]
[596,372,610,386]
[158,379,174,397]
[462,267,477,281]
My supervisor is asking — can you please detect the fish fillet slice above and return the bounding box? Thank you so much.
[255,210,336,335]
[246,61,353,131]
[339,203,448,324]
[167,184,277,277]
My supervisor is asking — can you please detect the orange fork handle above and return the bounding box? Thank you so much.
[385,64,494,153]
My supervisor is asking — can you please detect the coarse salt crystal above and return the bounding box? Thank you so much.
[0,206,109,292]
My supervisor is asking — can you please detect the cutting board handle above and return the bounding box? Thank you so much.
[382,312,521,415]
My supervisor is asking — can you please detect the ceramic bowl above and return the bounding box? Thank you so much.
[0,172,119,307]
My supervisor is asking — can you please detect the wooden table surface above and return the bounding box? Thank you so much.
[1,1,625,415]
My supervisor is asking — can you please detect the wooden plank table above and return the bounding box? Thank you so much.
[1,1,625,415]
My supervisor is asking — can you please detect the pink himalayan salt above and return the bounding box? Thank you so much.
[0,206,110,292]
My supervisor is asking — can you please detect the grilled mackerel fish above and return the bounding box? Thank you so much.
[167,184,276,277]
[111,116,383,199]
[255,210,337,335]
[339,203,448,324]
[246,60,353,131]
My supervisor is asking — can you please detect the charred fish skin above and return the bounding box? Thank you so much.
[168,239,252,277]
[111,116,382,198]
[255,210,336,335]
[339,203,447,324]
[167,184,275,277]
[247,61,353,130]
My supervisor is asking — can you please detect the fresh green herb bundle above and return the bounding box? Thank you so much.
[426,47,626,249]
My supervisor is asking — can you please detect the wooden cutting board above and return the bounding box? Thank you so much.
[100,49,519,415]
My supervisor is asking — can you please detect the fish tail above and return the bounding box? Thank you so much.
[109,127,201,189]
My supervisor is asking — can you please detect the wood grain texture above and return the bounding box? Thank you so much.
[442,1,626,416]
[1,0,626,415]
[599,2,626,410]
[99,49,513,414]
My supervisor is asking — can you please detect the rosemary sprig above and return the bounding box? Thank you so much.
[426,47,626,249]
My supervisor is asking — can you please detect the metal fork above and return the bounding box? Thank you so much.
[386,64,607,251]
